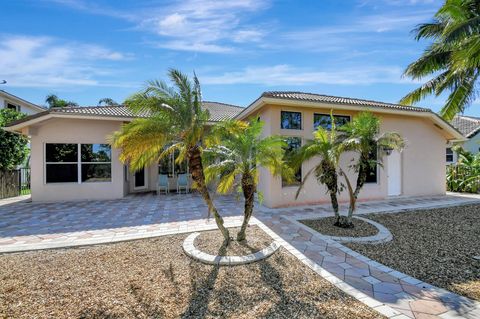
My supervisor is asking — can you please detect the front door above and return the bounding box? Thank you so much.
[387,150,402,196]
[134,167,147,190]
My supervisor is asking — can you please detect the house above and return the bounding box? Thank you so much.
[447,115,480,163]
[0,90,46,115]
[4,91,464,207]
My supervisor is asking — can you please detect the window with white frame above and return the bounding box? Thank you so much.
[45,143,111,183]
[158,149,188,177]
[446,147,454,163]
[5,102,20,112]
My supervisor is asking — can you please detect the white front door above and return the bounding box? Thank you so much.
[387,150,402,196]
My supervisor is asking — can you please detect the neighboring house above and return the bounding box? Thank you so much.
[4,92,464,207]
[447,115,480,163]
[0,90,45,115]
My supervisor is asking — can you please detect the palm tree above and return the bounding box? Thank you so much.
[45,94,78,108]
[98,98,119,106]
[110,69,230,243]
[400,0,480,120]
[290,114,343,225]
[204,119,288,241]
[338,112,405,227]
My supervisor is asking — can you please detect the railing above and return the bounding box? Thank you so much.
[446,164,480,193]
[0,168,31,199]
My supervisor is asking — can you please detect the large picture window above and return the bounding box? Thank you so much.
[45,143,111,184]
[313,113,350,130]
[158,150,188,177]
[281,111,302,130]
[282,137,302,186]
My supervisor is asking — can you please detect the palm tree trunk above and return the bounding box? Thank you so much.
[188,146,230,243]
[330,192,340,225]
[237,172,255,242]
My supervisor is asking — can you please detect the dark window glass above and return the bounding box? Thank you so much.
[281,111,302,130]
[313,114,350,130]
[6,103,18,111]
[135,168,145,187]
[174,150,188,176]
[283,137,302,186]
[46,144,78,162]
[81,164,111,182]
[365,148,378,184]
[446,148,454,162]
[81,144,111,162]
[46,164,78,183]
[158,151,187,177]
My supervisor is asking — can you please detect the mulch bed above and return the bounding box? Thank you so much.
[0,228,384,318]
[346,204,480,301]
[300,217,379,237]
[196,226,273,256]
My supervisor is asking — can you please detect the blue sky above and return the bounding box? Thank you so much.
[2,0,476,115]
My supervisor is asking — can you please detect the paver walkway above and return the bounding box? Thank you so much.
[1,192,479,318]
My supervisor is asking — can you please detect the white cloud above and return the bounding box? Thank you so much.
[0,35,132,87]
[201,64,417,86]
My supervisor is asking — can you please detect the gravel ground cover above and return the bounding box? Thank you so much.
[300,217,379,237]
[0,228,384,319]
[196,226,273,256]
[346,204,480,301]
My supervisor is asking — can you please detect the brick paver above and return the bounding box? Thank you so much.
[1,192,480,318]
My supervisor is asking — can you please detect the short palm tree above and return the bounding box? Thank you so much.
[291,115,343,225]
[110,69,230,242]
[400,0,480,120]
[338,112,405,227]
[204,119,287,241]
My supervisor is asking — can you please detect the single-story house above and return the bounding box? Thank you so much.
[1,90,46,115]
[447,115,480,164]
[4,91,464,208]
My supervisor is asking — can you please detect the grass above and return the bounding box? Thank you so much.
[345,204,480,301]
[0,226,385,318]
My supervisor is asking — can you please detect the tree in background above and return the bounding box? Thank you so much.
[45,94,78,108]
[0,109,28,170]
[204,119,289,241]
[110,69,231,243]
[400,0,480,120]
[98,98,119,106]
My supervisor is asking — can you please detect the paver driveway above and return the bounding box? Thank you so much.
[1,192,480,318]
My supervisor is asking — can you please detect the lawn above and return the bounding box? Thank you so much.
[344,204,480,301]
[0,227,384,319]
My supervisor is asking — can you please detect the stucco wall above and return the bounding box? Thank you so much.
[256,104,447,208]
[30,118,125,201]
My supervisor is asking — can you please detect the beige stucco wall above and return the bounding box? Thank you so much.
[30,118,125,202]
[256,104,447,208]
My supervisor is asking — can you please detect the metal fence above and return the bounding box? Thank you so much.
[0,168,31,199]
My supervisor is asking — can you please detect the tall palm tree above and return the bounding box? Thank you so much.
[204,119,288,241]
[290,115,343,225]
[98,98,119,106]
[400,0,480,120]
[110,69,230,242]
[45,94,78,108]
[338,112,405,227]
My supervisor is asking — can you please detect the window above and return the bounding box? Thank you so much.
[45,144,78,183]
[281,111,302,130]
[446,148,454,163]
[365,148,378,184]
[5,102,19,112]
[282,137,302,186]
[81,144,111,182]
[45,143,111,183]
[313,113,350,130]
[158,150,188,177]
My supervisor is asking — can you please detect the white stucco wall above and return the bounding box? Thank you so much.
[30,118,125,201]
[0,95,42,115]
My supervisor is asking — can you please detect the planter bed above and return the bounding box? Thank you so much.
[0,227,384,318]
[346,204,480,301]
[300,216,379,237]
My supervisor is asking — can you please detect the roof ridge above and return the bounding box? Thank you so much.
[202,101,244,108]
[263,91,431,111]
[455,114,480,121]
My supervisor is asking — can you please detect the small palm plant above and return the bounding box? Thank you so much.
[110,69,230,242]
[290,115,343,225]
[338,112,405,227]
[204,119,288,241]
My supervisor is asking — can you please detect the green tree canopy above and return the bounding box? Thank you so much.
[0,109,28,170]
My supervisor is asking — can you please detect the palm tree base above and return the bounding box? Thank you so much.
[334,216,355,229]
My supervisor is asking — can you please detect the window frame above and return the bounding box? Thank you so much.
[365,148,379,184]
[280,111,303,130]
[282,136,303,187]
[44,143,112,184]
[446,147,454,163]
[313,113,351,130]
[5,101,20,112]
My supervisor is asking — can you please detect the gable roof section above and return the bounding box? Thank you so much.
[0,90,46,112]
[450,115,480,137]
[4,101,244,132]
[236,91,464,141]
